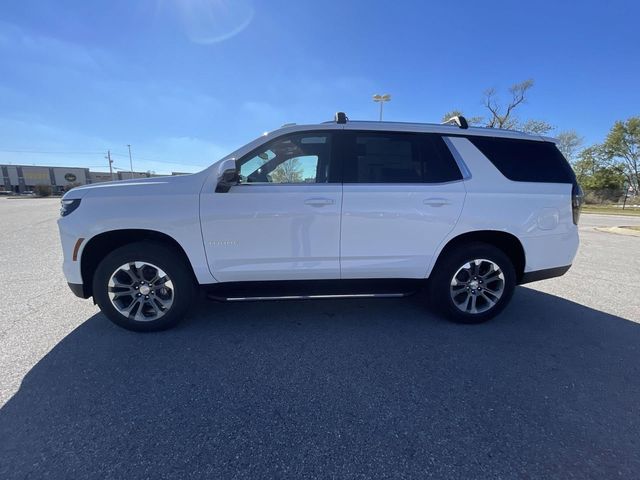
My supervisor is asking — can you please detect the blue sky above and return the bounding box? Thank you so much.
[0,0,638,174]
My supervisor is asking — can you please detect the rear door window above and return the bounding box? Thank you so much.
[339,131,462,184]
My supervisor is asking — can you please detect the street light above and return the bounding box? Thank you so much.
[127,144,134,179]
[372,93,391,121]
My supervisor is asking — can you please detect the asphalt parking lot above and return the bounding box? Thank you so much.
[1,198,639,479]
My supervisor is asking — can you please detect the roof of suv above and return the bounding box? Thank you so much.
[272,117,556,143]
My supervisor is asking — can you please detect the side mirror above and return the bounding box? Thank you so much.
[215,158,239,193]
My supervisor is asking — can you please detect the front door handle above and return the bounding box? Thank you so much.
[304,197,335,207]
[423,198,450,207]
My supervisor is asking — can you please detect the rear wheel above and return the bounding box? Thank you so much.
[93,242,196,331]
[428,242,516,323]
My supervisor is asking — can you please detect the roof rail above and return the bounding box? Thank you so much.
[442,115,469,129]
[334,112,348,124]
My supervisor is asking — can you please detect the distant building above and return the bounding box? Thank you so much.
[1,164,183,194]
[1,164,90,194]
[87,171,115,184]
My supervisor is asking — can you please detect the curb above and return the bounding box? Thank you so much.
[594,226,640,237]
[3,196,62,200]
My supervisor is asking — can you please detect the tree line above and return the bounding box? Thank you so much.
[443,80,639,204]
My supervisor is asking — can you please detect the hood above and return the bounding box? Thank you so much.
[62,172,205,200]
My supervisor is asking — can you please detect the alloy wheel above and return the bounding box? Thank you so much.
[107,261,175,322]
[449,258,505,314]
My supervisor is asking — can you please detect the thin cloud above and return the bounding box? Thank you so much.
[163,0,254,44]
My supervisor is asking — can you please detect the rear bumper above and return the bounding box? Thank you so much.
[519,265,571,285]
[68,282,90,299]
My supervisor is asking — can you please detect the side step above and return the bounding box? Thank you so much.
[208,292,409,302]
[204,279,422,302]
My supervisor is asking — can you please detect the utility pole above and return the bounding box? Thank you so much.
[127,144,134,179]
[107,150,114,181]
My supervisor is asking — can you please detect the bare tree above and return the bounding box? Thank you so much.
[556,130,584,162]
[483,79,534,129]
[442,79,552,134]
[520,119,554,135]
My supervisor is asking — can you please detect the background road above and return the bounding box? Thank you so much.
[1,198,639,479]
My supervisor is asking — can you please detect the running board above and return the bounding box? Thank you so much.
[203,279,422,303]
[208,292,409,302]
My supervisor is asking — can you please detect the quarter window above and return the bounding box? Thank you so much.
[468,136,575,183]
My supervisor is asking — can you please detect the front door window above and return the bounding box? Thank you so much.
[238,134,331,184]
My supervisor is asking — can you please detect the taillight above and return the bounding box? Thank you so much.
[572,182,583,225]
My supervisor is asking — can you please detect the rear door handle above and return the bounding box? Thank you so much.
[304,197,335,207]
[423,198,450,207]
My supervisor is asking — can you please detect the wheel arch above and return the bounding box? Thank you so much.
[430,230,526,282]
[80,229,197,298]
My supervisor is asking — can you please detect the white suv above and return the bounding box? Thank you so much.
[58,114,582,331]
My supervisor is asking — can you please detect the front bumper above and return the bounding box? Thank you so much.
[58,218,85,285]
[67,282,90,299]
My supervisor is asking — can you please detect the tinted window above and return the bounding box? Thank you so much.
[350,133,419,183]
[469,136,575,183]
[423,134,465,183]
[340,131,462,184]
[237,133,332,184]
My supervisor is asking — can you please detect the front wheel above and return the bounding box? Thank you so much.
[428,242,516,323]
[93,242,196,332]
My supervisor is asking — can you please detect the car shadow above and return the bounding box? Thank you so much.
[1,287,639,479]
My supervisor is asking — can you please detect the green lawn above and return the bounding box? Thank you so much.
[582,205,640,217]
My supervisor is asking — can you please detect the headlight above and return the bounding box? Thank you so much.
[60,199,81,217]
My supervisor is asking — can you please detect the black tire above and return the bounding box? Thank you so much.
[93,242,196,332]
[428,242,516,324]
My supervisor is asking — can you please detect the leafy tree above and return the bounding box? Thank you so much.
[602,117,640,195]
[34,184,52,197]
[441,110,464,122]
[593,166,626,190]
[64,182,81,192]
[583,167,626,203]
[270,158,303,183]
[441,110,483,126]
[556,130,583,162]
[573,145,604,183]
[573,145,625,203]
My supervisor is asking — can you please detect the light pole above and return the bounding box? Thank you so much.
[127,144,134,179]
[372,93,391,121]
